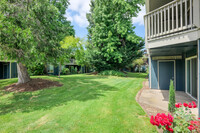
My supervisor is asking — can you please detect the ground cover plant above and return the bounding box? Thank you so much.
[0,73,156,133]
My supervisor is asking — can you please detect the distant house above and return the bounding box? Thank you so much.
[0,60,18,79]
[47,59,90,75]
[144,0,200,115]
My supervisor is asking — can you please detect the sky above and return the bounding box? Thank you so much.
[65,0,146,39]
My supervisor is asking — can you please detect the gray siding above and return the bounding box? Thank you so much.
[176,60,185,91]
[150,59,186,91]
[186,49,197,58]
[151,59,158,89]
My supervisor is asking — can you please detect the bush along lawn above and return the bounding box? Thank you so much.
[0,73,157,133]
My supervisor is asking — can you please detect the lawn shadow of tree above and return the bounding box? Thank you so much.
[0,75,120,115]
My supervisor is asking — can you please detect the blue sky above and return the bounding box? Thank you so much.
[65,0,145,39]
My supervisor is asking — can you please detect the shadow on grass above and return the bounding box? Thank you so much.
[0,75,119,115]
[0,78,18,89]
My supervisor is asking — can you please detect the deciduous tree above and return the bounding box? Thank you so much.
[59,36,86,76]
[0,0,74,84]
[87,0,145,72]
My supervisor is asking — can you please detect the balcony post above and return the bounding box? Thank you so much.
[144,16,148,47]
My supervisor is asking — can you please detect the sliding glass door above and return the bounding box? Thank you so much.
[186,57,197,99]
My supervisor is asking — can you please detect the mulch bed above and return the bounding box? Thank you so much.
[4,78,63,92]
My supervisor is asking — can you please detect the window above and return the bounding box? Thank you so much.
[47,64,54,73]
[70,59,74,63]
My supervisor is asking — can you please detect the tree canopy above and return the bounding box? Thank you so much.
[0,0,74,83]
[60,36,89,67]
[87,0,145,72]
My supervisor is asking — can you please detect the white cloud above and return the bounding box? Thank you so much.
[66,0,91,27]
[132,6,146,26]
[65,12,73,22]
[66,1,146,27]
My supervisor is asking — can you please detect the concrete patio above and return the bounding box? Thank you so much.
[138,81,198,117]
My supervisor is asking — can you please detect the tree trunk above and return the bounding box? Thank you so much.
[17,63,31,84]
[44,63,48,75]
[59,63,61,78]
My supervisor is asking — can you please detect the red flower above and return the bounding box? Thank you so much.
[175,103,182,108]
[166,126,174,133]
[168,128,174,132]
[150,113,173,132]
[150,116,156,125]
[188,125,195,131]
[191,121,198,125]
[183,103,188,107]
[190,120,200,128]
[192,101,196,105]
[192,101,197,108]
[188,103,193,108]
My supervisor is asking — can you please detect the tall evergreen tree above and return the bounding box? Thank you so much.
[87,0,144,72]
[0,0,74,84]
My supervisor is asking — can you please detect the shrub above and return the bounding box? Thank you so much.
[70,66,75,74]
[150,113,174,132]
[75,67,78,74]
[150,101,198,133]
[98,70,126,77]
[168,80,176,113]
[173,105,195,132]
[28,63,45,76]
[189,120,200,132]
[61,68,70,75]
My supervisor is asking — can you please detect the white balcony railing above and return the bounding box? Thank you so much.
[144,0,196,40]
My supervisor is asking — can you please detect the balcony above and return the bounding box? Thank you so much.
[144,0,198,41]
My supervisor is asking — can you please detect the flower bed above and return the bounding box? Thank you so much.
[150,101,199,133]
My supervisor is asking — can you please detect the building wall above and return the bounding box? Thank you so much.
[53,66,59,75]
[151,59,158,89]
[0,62,17,79]
[0,63,3,79]
[150,58,185,91]
[176,60,185,91]
[0,62,10,79]
[11,62,17,78]
[186,49,197,58]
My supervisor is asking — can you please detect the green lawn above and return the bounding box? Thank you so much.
[0,73,157,133]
